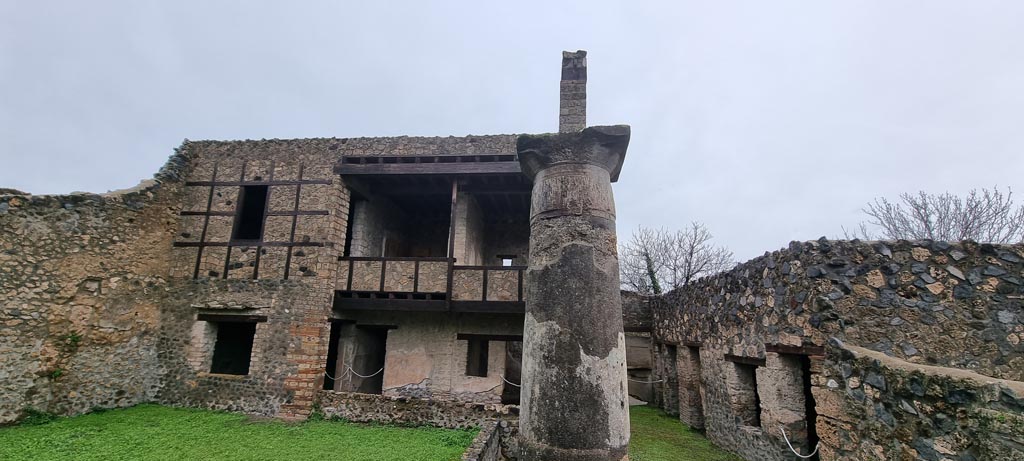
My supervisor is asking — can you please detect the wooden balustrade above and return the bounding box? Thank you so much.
[335,257,525,313]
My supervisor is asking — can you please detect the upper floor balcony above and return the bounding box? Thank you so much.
[333,161,531,315]
[334,256,525,313]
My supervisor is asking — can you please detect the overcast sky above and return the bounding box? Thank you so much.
[2,1,1022,261]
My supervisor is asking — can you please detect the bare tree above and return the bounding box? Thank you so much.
[619,227,667,295]
[619,223,734,294]
[847,187,1024,243]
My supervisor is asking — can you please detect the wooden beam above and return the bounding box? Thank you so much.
[456,333,524,342]
[181,210,328,217]
[197,313,268,323]
[623,326,651,333]
[185,179,331,186]
[765,344,826,356]
[446,180,459,311]
[724,354,766,367]
[173,241,324,248]
[450,301,525,314]
[334,297,449,312]
[335,162,521,176]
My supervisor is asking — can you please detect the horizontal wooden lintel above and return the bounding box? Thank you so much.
[180,210,328,217]
[456,333,524,342]
[336,161,521,176]
[173,241,325,248]
[765,344,826,356]
[185,179,331,187]
[197,313,268,323]
[724,354,766,367]
[450,301,525,314]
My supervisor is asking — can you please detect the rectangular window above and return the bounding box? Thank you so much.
[498,255,515,267]
[210,322,257,375]
[733,362,762,427]
[466,338,489,377]
[232,185,269,240]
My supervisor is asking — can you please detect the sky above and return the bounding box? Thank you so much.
[1,1,1022,261]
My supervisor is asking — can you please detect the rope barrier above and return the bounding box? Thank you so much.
[779,425,820,459]
[346,365,385,378]
[324,364,385,381]
[500,375,521,387]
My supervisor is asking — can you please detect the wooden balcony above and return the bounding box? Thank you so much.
[334,257,525,314]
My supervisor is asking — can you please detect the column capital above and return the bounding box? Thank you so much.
[516,125,631,182]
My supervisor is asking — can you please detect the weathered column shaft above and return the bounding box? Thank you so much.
[517,125,631,461]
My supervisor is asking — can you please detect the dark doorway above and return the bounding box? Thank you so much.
[323,320,344,390]
[466,338,489,377]
[661,344,679,416]
[331,325,388,394]
[352,326,388,394]
[210,322,257,375]
[800,355,820,460]
[501,341,522,404]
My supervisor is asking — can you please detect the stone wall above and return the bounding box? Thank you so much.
[817,340,1024,460]
[621,290,653,331]
[161,139,351,419]
[0,153,187,424]
[463,421,503,461]
[316,391,521,460]
[1,133,522,424]
[315,390,518,428]
[650,238,1024,460]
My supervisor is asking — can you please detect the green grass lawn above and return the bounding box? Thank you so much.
[0,405,476,461]
[628,406,741,461]
[1,404,737,461]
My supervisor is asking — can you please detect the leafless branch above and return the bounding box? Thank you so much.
[855,186,1024,243]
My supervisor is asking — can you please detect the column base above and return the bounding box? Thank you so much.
[519,438,628,461]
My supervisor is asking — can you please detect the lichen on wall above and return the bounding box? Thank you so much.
[0,150,187,424]
[650,238,1024,460]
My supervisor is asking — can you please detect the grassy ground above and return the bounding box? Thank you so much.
[1,405,737,461]
[0,405,476,461]
[628,406,741,461]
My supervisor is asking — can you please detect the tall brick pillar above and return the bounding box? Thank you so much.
[560,50,587,133]
[517,124,631,460]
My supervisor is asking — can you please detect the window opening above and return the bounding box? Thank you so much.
[210,322,257,375]
[498,255,515,267]
[232,185,269,240]
[466,338,489,377]
[733,362,762,427]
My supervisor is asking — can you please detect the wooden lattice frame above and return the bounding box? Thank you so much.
[172,161,331,280]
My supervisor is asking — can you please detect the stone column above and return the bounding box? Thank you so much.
[517,125,631,461]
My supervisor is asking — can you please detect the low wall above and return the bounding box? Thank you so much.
[651,238,1024,460]
[462,421,502,461]
[317,390,521,460]
[315,390,518,428]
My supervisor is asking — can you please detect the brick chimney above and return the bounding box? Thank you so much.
[559,50,587,133]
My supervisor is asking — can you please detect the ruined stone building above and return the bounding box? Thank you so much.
[2,50,1022,461]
